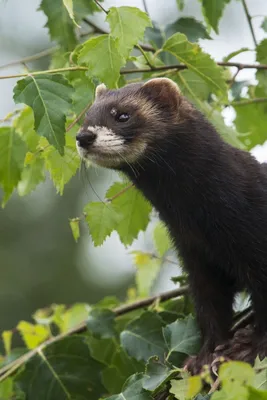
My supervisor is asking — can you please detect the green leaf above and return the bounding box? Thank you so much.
[15,335,106,400]
[248,387,267,400]
[163,33,227,96]
[200,0,231,34]
[13,75,74,155]
[234,101,267,150]
[153,222,173,257]
[105,373,152,400]
[254,358,267,391]
[42,135,80,194]
[163,316,201,361]
[73,0,104,18]
[39,0,77,50]
[86,335,117,366]
[143,356,174,392]
[173,70,210,102]
[107,6,152,58]
[0,127,27,205]
[170,376,202,400]
[106,182,152,246]
[62,0,79,27]
[84,201,122,246]
[176,0,185,11]
[0,378,13,400]
[166,18,211,42]
[69,218,80,242]
[219,361,254,388]
[13,107,39,152]
[120,311,167,362]
[18,155,45,196]
[256,39,267,64]
[223,47,251,62]
[78,35,125,88]
[131,251,161,297]
[71,74,95,116]
[87,309,116,338]
[17,321,50,349]
[261,17,267,33]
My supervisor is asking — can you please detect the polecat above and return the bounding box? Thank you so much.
[76,78,267,373]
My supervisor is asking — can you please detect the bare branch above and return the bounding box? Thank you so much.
[241,0,257,47]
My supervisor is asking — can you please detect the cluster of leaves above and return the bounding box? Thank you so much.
[1,0,267,398]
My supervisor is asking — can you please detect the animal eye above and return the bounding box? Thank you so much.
[117,113,130,122]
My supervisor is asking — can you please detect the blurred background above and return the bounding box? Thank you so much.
[0,0,266,336]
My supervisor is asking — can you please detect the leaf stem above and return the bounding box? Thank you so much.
[0,66,88,80]
[0,47,58,70]
[241,0,257,47]
[231,97,267,106]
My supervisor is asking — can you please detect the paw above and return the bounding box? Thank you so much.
[184,352,214,376]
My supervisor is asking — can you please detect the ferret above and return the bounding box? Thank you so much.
[76,77,267,373]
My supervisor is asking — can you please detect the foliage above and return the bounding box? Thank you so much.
[0,0,267,398]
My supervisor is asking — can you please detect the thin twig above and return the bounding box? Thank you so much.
[0,66,88,80]
[66,102,93,132]
[208,378,220,394]
[82,18,106,34]
[241,0,257,47]
[231,310,254,332]
[94,0,108,14]
[0,47,58,70]
[136,44,154,69]
[228,67,243,88]
[0,285,189,380]
[142,0,149,14]
[232,98,267,106]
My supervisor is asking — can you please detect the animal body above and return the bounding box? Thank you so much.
[76,78,267,373]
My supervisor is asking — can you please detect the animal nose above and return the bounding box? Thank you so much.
[76,130,96,148]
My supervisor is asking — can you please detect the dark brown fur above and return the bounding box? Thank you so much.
[76,78,267,373]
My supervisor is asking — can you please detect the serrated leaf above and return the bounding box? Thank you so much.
[200,0,231,34]
[84,201,122,246]
[13,107,39,152]
[173,70,210,102]
[171,376,202,400]
[78,35,125,88]
[13,75,74,155]
[87,335,117,366]
[87,309,116,338]
[0,127,27,205]
[143,356,174,392]
[105,373,152,400]
[106,182,152,246]
[17,321,50,349]
[73,0,104,18]
[153,222,173,257]
[18,156,45,196]
[42,135,80,194]
[15,336,106,400]
[219,361,254,389]
[107,6,152,58]
[163,316,201,361]
[39,0,77,50]
[163,33,227,96]
[166,17,211,42]
[2,331,12,355]
[69,218,80,242]
[72,74,95,116]
[120,311,167,362]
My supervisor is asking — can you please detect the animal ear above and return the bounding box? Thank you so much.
[140,78,181,110]
[95,83,108,99]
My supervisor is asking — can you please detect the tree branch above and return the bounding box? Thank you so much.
[0,285,189,381]
[241,0,257,47]
[94,0,108,14]
[0,47,58,70]
[232,98,267,106]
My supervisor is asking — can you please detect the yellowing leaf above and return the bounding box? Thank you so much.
[187,375,202,398]
[17,321,50,349]
[42,135,80,194]
[0,127,27,206]
[107,6,152,58]
[69,218,80,242]
[13,107,39,152]
[163,33,227,96]
[13,74,74,155]
[153,222,173,257]
[131,251,161,297]
[2,330,12,355]
[78,34,125,88]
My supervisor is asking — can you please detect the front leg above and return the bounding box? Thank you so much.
[184,261,236,374]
